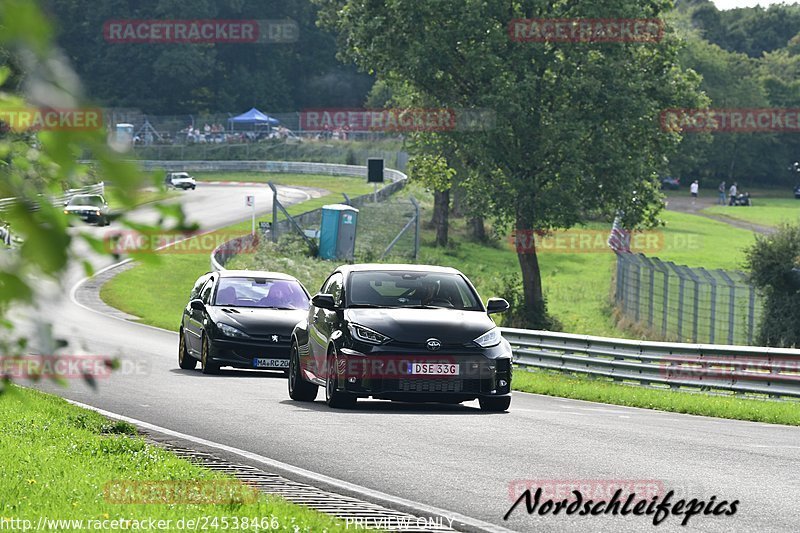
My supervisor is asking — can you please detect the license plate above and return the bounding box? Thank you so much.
[407,363,459,376]
[253,358,289,369]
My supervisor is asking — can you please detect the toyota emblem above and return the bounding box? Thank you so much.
[426,338,442,351]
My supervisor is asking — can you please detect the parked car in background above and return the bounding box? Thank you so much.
[63,194,110,226]
[794,184,800,199]
[660,176,680,190]
[288,264,513,411]
[165,172,196,190]
[178,270,311,374]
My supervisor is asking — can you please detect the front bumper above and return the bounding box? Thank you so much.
[334,345,512,402]
[209,336,291,370]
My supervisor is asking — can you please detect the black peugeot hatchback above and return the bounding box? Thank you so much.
[179,270,310,374]
[288,264,513,411]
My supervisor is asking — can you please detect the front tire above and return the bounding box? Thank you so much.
[325,348,356,409]
[200,335,220,375]
[288,343,317,401]
[178,329,197,370]
[479,396,511,412]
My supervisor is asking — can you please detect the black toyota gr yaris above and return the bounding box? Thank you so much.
[288,264,513,411]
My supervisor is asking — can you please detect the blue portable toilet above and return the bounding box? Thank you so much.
[319,204,359,260]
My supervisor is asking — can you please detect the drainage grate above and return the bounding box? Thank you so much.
[143,433,459,533]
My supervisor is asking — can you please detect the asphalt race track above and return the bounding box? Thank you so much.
[16,183,800,533]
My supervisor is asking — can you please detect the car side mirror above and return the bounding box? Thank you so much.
[312,293,337,310]
[486,298,510,314]
[190,299,206,311]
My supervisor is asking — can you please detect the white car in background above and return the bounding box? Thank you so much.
[165,172,196,190]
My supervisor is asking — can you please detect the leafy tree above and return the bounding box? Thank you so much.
[407,149,454,247]
[744,224,800,348]
[316,0,703,328]
[0,0,191,392]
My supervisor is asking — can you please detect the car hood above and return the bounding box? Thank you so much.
[209,307,305,336]
[344,308,495,345]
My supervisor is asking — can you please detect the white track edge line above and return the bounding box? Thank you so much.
[65,399,516,533]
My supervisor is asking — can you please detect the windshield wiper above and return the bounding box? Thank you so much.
[347,303,394,309]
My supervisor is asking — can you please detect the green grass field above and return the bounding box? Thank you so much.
[703,197,800,228]
[0,385,344,531]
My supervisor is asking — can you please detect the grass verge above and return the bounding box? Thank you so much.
[0,385,344,531]
[513,369,800,426]
[703,197,800,228]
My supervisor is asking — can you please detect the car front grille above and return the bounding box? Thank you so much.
[388,378,484,394]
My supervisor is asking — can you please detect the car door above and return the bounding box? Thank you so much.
[186,275,215,355]
[308,272,343,379]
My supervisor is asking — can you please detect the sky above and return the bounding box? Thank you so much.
[713,0,799,9]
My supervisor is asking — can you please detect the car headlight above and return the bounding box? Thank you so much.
[218,323,250,339]
[348,324,391,345]
[473,328,501,348]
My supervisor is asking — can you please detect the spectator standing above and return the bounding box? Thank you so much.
[690,180,699,205]
[718,181,726,205]
[728,182,738,205]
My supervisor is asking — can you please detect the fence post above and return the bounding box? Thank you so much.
[653,258,670,338]
[633,255,642,323]
[269,181,278,243]
[717,270,737,345]
[615,252,624,305]
[411,196,420,260]
[735,271,757,345]
[698,268,717,344]
[684,267,701,343]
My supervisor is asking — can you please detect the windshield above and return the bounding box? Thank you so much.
[213,277,309,310]
[347,271,482,311]
[67,195,104,207]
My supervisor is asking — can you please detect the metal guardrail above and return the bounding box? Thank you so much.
[0,182,105,213]
[501,327,800,399]
[136,160,408,183]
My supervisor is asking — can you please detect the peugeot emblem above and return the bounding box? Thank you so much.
[426,338,442,351]
[271,335,279,343]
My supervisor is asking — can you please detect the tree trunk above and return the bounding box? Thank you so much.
[515,217,547,328]
[433,189,450,247]
[451,184,466,218]
[468,216,486,241]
